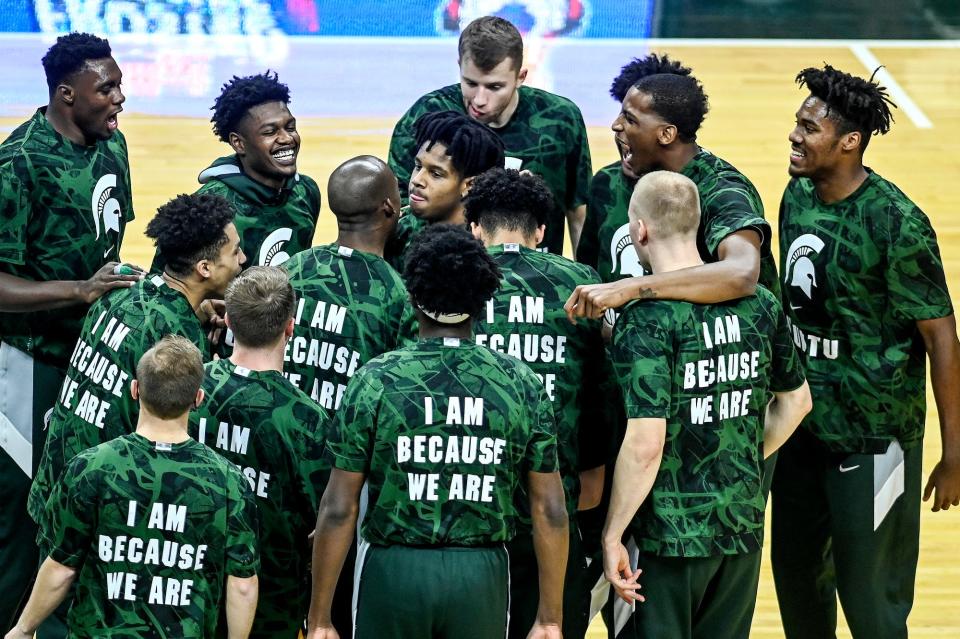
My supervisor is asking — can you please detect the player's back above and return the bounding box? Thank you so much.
[284,244,411,411]
[331,337,557,547]
[190,358,330,638]
[40,432,258,638]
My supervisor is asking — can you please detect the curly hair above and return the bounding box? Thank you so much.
[41,32,112,95]
[796,64,896,151]
[633,73,709,143]
[146,193,236,276]
[464,168,554,237]
[414,110,505,180]
[610,53,691,102]
[210,71,291,142]
[403,224,501,322]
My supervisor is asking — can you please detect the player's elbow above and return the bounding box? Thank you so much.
[530,472,570,531]
[227,574,259,603]
[790,381,814,419]
[728,261,759,298]
[316,492,359,530]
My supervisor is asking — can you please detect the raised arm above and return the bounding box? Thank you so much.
[0,263,141,312]
[565,229,761,321]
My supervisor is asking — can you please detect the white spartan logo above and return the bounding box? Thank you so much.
[91,174,121,239]
[258,227,293,266]
[784,233,826,299]
[609,223,646,278]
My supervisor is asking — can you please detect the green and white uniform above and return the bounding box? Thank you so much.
[388,85,592,254]
[0,108,133,627]
[283,244,412,412]
[190,359,330,638]
[475,243,612,639]
[610,287,805,639]
[772,170,952,639]
[383,207,426,273]
[38,432,259,638]
[328,337,558,639]
[29,275,209,523]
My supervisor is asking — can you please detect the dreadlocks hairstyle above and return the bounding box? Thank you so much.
[41,32,112,96]
[464,168,554,237]
[796,64,896,151]
[211,71,291,142]
[633,73,710,143]
[403,224,501,322]
[610,53,692,102]
[146,193,236,277]
[414,110,506,179]
[458,16,523,72]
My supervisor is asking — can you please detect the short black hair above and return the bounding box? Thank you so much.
[465,168,553,237]
[414,111,505,179]
[211,71,291,142]
[633,73,709,143]
[403,224,501,321]
[610,53,691,102]
[796,64,896,151]
[41,32,112,96]
[146,193,236,276]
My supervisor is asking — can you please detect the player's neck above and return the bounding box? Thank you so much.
[436,205,466,226]
[647,242,703,274]
[162,272,214,316]
[416,310,473,340]
[336,229,385,257]
[812,163,869,204]
[230,340,285,373]
[664,143,700,173]
[484,229,536,249]
[45,104,93,146]
[135,415,191,444]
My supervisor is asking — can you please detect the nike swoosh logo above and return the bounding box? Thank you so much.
[839,464,860,473]
[789,304,802,310]
[104,246,114,258]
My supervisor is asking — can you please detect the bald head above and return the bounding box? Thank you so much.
[628,170,700,239]
[327,155,400,223]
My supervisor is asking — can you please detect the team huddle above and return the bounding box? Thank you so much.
[2,15,959,639]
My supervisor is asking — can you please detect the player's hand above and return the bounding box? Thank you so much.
[77,262,143,304]
[564,279,637,324]
[305,627,340,639]
[198,298,227,344]
[603,540,643,603]
[923,458,960,512]
[525,622,562,639]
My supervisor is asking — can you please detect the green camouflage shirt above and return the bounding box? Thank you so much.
[388,84,592,254]
[29,275,210,521]
[328,337,558,546]
[611,286,805,557]
[151,155,320,273]
[476,244,612,514]
[779,171,952,453]
[190,359,330,639]
[383,207,427,272]
[38,433,259,639]
[0,108,134,369]
[577,152,780,297]
[284,244,412,412]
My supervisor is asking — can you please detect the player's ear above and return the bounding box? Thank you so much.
[56,83,75,106]
[224,312,233,331]
[193,389,205,409]
[517,67,528,86]
[840,130,862,153]
[228,131,245,155]
[130,379,140,401]
[196,258,212,280]
[285,317,295,338]
[658,124,678,146]
[470,221,483,241]
[534,224,546,245]
[460,176,475,199]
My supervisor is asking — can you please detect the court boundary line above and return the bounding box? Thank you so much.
[848,44,933,129]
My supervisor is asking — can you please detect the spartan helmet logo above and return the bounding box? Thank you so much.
[258,227,293,266]
[91,174,121,239]
[784,233,826,300]
[610,223,645,278]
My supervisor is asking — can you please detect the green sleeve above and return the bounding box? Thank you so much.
[39,453,96,568]
[575,169,609,268]
[0,166,29,265]
[566,108,592,210]
[388,106,423,203]
[326,369,380,473]
[525,374,559,474]
[765,293,807,393]
[702,181,770,259]
[611,305,674,418]
[225,466,261,578]
[886,204,953,322]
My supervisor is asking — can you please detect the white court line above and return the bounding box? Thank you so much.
[849,43,933,129]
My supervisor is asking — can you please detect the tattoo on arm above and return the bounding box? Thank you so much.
[638,287,657,300]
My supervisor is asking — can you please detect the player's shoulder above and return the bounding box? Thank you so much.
[294,172,321,206]
[403,84,464,118]
[689,148,756,189]
[617,298,684,335]
[476,340,544,387]
[592,161,623,184]
[860,169,925,220]
[0,112,57,176]
[525,248,601,285]
[521,86,584,118]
